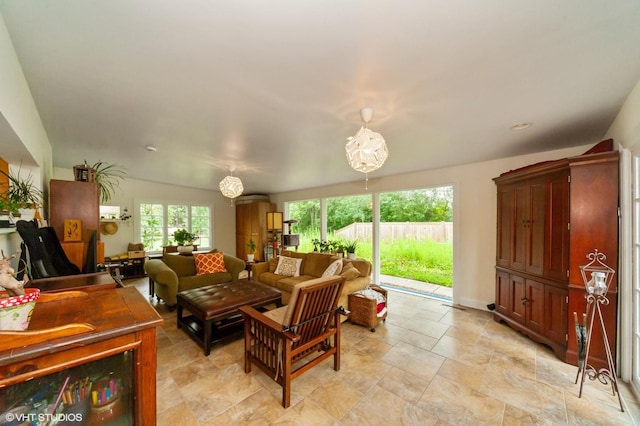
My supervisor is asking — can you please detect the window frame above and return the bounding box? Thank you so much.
[135,200,213,253]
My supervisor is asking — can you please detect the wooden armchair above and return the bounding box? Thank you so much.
[239,276,348,408]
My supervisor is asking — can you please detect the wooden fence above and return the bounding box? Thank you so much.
[334,222,453,243]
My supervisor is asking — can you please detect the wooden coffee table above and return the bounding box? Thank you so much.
[176,280,281,355]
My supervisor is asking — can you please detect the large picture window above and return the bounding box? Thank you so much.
[139,203,211,251]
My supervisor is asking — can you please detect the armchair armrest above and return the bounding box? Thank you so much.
[239,305,300,343]
[144,259,178,290]
[252,262,270,281]
[223,254,246,281]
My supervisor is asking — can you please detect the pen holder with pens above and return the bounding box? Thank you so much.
[58,377,91,426]
[88,377,123,425]
[61,398,90,425]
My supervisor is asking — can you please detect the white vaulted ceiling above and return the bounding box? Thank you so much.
[1,1,639,194]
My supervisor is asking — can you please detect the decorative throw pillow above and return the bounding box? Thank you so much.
[340,262,360,280]
[194,252,227,275]
[322,259,343,277]
[274,256,302,277]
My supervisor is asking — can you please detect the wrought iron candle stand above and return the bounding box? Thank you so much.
[574,249,623,411]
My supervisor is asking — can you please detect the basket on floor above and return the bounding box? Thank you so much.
[348,284,387,332]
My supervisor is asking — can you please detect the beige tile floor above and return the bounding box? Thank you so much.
[124,277,640,425]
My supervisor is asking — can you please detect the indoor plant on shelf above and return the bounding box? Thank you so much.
[246,238,256,262]
[0,168,44,220]
[173,229,198,254]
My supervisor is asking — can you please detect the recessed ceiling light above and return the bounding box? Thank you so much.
[510,122,533,131]
[145,145,157,152]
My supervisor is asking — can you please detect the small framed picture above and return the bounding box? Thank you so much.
[64,219,82,242]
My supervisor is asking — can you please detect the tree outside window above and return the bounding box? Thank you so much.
[139,203,211,251]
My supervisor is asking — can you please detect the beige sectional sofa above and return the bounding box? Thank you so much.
[252,250,372,310]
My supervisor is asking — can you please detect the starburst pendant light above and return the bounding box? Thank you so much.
[219,165,244,199]
[345,107,388,189]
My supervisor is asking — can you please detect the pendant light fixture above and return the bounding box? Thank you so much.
[345,107,388,189]
[219,165,244,199]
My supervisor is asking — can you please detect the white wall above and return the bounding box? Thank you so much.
[271,144,592,311]
[0,12,51,176]
[606,78,640,148]
[53,168,237,258]
[0,11,52,270]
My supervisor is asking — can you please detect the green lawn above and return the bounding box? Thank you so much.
[297,234,453,287]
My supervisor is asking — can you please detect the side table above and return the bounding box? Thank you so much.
[245,261,255,280]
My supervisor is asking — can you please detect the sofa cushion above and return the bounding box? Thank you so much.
[162,253,197,277]
[322,259,343,277]
[258,272,288,287]
[275,275,315,295]
[262,305,287,324]
[179,272,233,291]
[268,257,278,272]
[194,252,227,275]
[344,258,371,277]
[279,250,307,272]
[274,256,302,276]
[340,262,361,280]
[301,252,339,277]
[282,277,341,327]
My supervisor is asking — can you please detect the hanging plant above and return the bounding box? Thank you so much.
[84,160,127,204]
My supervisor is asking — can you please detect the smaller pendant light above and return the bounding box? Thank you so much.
[219,165,244,199]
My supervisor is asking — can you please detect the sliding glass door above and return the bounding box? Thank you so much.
[632,148,640,396]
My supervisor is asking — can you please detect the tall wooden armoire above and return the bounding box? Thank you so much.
[236,201,275,262]
[493,145,619,370]
[49,179,103,270]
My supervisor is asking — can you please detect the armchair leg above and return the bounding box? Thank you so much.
[334,313,341,371]
[282,379,291,408]
[243,323,252,373]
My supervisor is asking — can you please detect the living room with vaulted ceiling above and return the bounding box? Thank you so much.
[2,3,640,419]
[1,2,640,312]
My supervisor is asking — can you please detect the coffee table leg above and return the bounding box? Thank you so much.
[177,304,183,328]
[203,319,212,356]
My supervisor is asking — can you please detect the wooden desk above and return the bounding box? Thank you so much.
[28,271,116,293]
[0,287,163,424]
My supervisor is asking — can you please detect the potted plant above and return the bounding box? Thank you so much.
[269,234,280,249]
[319,240,331,253]
[173,229,198,254]
[344,240,358,259]
[0,167,43,220]
[83,160,127,204]
[246,238,256,262]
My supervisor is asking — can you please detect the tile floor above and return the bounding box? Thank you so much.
[124,278,640,425]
